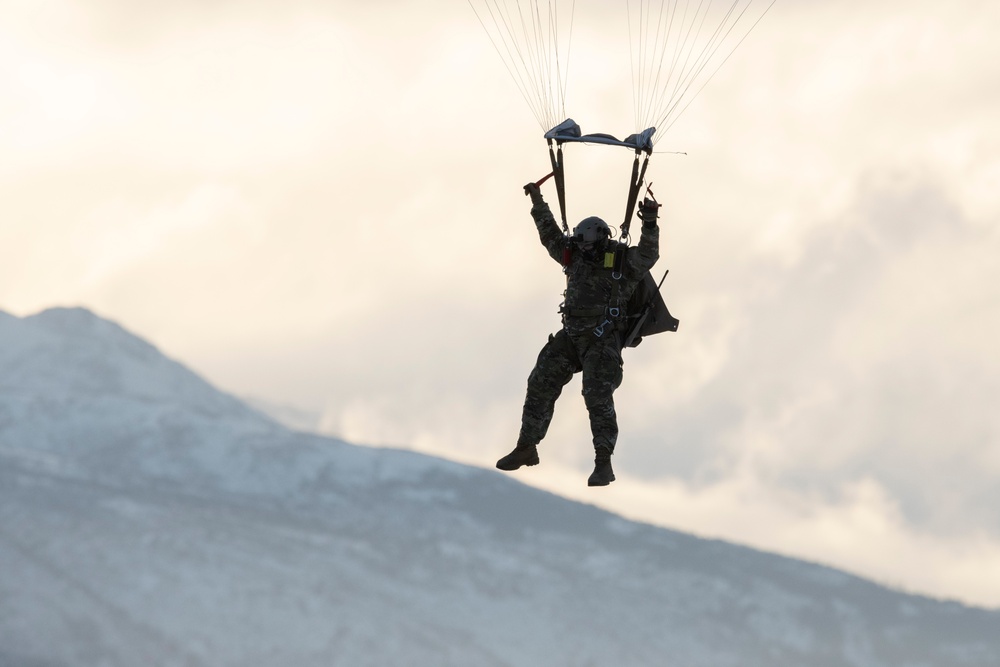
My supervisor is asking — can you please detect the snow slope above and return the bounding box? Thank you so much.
[1,307,998,667]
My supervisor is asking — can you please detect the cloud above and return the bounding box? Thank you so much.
[619,168,1000,535]
[3,0,1000,606]
[573,468,1000,608]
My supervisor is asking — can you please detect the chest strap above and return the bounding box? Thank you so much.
[562,307,605,318]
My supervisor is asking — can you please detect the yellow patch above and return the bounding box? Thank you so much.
[604,252,615,268]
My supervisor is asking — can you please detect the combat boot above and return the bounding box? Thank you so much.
[587,445,615,486]
[496,442,539,471]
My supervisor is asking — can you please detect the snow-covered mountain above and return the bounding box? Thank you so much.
[1,307,998,667]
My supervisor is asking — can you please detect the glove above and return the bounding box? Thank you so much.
[637,196,660,227]
[523,182,545,206]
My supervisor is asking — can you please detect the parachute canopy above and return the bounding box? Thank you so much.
[468,0,776,146]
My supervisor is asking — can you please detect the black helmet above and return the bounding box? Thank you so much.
[572,216,610,244]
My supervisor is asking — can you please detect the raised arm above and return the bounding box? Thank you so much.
[627,197,661,275]
[524,182,566,265]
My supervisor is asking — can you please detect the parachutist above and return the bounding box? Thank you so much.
[496,183,661,486]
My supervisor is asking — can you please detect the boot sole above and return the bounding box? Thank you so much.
[587,474,616,487]
[496,452,540,471]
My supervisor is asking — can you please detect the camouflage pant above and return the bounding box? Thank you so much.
[518,328,624,452]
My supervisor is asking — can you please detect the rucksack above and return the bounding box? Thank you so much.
[623,270,679,348]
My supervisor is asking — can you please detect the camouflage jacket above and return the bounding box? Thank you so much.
[531,199,659,336]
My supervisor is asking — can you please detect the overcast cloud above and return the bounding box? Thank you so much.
[2,0,999,606]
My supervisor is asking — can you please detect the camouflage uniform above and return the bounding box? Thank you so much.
[517,191,659,454]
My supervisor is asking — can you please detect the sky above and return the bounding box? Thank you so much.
[3,0,1000,607]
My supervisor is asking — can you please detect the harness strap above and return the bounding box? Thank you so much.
[594,244,629,338]
[610,244,626,312]
[612,243,626,276]
[562,307,605,317]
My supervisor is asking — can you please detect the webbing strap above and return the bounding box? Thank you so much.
[609,244,626,314]
[620,150,651,242]
[547,140,569,232]
[612,243,626,276]
[563,307,605,318]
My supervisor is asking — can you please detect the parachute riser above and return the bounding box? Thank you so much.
[620,149,652,244]
[546,139,570,233]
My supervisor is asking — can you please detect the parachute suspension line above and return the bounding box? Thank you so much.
[524,1,553,128]
[634,0,715,134]
[551,0,576,127]
[654,0,748,134]
[634,0,666,135]
[469,0,549,128]
[535,0,571,131]
[467,0,575,133]
[628,0,662,133]
[638,0,678,136]
[467,0,542,127]
[631,0,646,134]
[655,0,776,136]
[638,0,652,133]
[470,0,775,139]
[626,0,776,142]
[666,0,716,123]
[510,0,555,129]
[627,2,639,132]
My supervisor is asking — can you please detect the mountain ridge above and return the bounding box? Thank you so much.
[2,306,998,666]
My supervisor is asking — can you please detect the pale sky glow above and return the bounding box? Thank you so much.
[3,0,1000,607]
